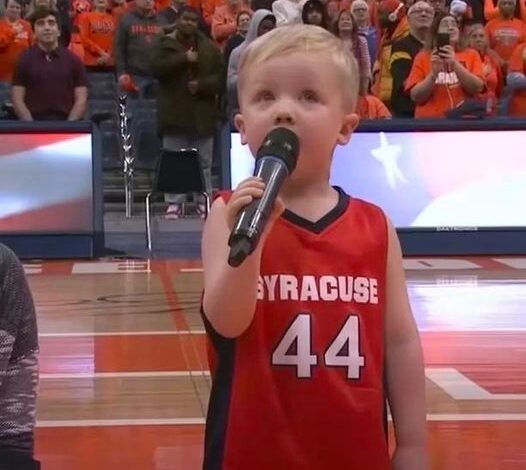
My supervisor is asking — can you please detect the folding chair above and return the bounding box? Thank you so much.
[145,148,211,251]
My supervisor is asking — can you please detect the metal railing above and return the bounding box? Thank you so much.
[118,94,134,217]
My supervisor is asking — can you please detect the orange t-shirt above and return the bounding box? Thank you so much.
[357,94,392,119]
[485,17,526,61]
[0,19,32,81]
[68,31,85,61]
[211,4,251,48]
[78,11,116,66]
[71,0,93,27]
[405,48,484,118]
[202,0,223,25]
[507,42,526,116]
[155,0,172,10]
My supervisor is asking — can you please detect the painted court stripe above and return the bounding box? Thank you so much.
[40,371,210,380]
[418,327,526,332]
[36,418,206,428]
[38,328,526,337]
[427,368,526,400]
[35,414,526,428]
[38,330,206,337]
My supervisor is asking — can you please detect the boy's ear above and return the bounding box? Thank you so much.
[337,112,359,146]
[234,113,248,145]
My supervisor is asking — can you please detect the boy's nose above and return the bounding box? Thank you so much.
[273,110,295,126]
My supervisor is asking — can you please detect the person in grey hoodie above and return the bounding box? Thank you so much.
[0,243,39,470]
[114,0,163,97]
[226,9,276,121]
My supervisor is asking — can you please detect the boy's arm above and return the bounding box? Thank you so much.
[202,179,284,338]
[384,219,428,470]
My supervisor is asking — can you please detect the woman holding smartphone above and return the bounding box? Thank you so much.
[405,12,485,117]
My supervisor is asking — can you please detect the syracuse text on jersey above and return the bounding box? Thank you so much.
[257,274,379,303]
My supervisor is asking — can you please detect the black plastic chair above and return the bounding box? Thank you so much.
[145,148,211,251]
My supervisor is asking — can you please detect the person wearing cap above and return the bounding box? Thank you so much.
[389,0,433,116]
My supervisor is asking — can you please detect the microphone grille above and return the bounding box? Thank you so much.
[256,127,300,173]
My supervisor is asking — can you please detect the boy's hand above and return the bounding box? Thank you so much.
[226,177,285,237]
[392,445,428,470]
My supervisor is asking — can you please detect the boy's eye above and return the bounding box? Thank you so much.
[301,90,319,102]
[255,90,274,102]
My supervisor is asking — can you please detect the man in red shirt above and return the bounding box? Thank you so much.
[11,8,88,121]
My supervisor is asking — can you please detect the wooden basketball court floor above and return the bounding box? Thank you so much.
[27,256,526,469]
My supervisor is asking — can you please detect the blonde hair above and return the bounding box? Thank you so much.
[238,24,360,112]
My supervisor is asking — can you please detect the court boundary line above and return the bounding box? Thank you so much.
[40,371,210,379]
[38,330,206,337]
[35,414,526,428]
[38,328,526,337]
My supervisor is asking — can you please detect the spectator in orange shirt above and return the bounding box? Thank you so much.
[200,0,220,26]
[70,0,92,28]
[68,24,85,59]
[211,0,250,50]
[405,12,484,118]
[484,0,526,22]
[357,94,392,118]
[79,0,116,70]
[467,22,502,113]
[506,41,526,115]
[0,0,33,82]
[485,0,526,64]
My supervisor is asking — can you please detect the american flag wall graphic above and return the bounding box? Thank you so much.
[0,133,93,232]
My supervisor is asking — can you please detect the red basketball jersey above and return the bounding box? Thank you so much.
[203,188,389,470]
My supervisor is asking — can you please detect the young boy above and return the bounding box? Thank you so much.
[201,25,427,470]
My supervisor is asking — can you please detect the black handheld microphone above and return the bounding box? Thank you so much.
[227,127,300,267]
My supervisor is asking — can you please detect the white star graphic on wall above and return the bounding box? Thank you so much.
[370,132,407,189]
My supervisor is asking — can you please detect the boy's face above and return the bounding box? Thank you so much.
[34,14,60,45]
[235,52,358,181]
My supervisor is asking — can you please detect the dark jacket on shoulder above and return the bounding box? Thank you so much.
[151,31,224,136]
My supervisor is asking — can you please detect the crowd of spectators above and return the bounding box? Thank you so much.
[2,0,526,216]
[2,0,526,121]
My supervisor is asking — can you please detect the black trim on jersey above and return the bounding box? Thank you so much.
[281,186,350,234]
[201,308,236,470]
[383,375,389,443]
